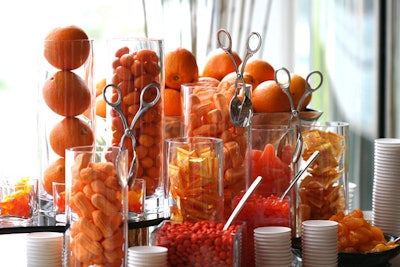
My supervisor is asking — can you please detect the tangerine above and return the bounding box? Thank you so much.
[43,70,91,117]
[44,25,90,70]
[164,88,182,116]
[165,47,199,89]
[49,117,94,157]
[239,58,275,83]
[43,158,65,195]
[201,48,242,80]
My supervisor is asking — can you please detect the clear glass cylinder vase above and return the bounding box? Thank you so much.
[38,39,96,215]
[106,38,165,215]
[297,121,349,233]
[65,145,129,267]
[181,81,252,220]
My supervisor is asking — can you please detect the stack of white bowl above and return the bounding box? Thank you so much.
[127,245,168,267]
[372,138,400,236]
[302,220,338,267]
[254,226,292,267]
[26,232,63,267]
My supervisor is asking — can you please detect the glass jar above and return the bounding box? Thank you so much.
[181,82,252,220]
[106,38,165,214]
[65,146,129,267]
[38,39,95,215]
[297,121,349,233]
[164,137,224,223]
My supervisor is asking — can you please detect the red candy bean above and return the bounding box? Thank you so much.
[154,221,242,267]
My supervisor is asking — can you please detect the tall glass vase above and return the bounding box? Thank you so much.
[106,38,165,215]
[38,39,95,216]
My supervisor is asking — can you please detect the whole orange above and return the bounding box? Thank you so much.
[95,94,107,118]
[252,73,310,113]
[44,25,90,70]
[217,71,258,107]
[43,158,65,195]
[252,80,291,113]
[239,58,275,83]
[290,74,311,110]
[49,117,94,157]
[95,77,106,97]
[165,47,199,89]
[201,48,242,81]
[164,88,182,116]
[43,70,91,117]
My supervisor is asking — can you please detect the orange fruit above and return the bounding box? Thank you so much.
[290,74,311,110]
[239,58,275,83]
[218,71,259,91]
[95,77,106,97]
[164,88,182,116]
[44,25,90,70]
[201,48,242,81]
[49,117,94,157]
[252,73,310,113]
[252,80,290,113]
[165,47,199,89]
[43,158,65,195]
[216,71,258,106]
[43,70,91,117]
[95,94,107,118]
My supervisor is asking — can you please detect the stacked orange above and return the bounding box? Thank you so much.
[41,25,94,195]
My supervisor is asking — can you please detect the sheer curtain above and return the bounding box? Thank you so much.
[142,0,295,71]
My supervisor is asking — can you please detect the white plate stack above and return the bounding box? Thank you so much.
[372,138,400,236]
[26,232,63,267]
[254,226,292,267]
[301,220,338,267]
[127,245,168,267]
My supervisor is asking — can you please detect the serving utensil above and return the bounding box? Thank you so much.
[217,29,262,127]
[280,150,319,201]
[275,68,323,163]
[223,176,262,230]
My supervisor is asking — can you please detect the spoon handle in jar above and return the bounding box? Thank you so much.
[280,150,320,201]
[223,176,263,231]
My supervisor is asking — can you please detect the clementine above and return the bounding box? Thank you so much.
[239,58,275,83]
[43,70,91,117]
[49,117,94,157]
[44,25,90,70]
[201,48,242,81]
[165,47,199,89]
[164,88,182,116]
[43,158,65,195]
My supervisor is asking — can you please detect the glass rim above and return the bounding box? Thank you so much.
[164,136,223,145]
[65,145,127,153]
[107,37,164,43]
